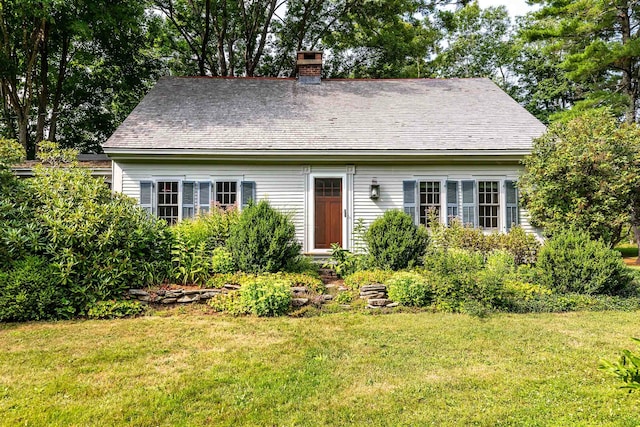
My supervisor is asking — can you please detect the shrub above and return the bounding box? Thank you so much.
[424,248,485,276]
[171,237,211,285]
[537,228,631,295]
[227,200,301,273]
[500,226,540,265]
[365,210,428,270]
[274,272,325,294]
[0,256,67,322]
[238,276,292,316]
[343,270,393,290]
[206,272,252,288]
[208,292,243,315]
[211,247,236,274]
[333,291,355,304]
[325,244,369,277]
[385,272,434,307]
[506,293,640,313]
[172,207,239,251]
[600,338,640,392]
[86,300,146,319]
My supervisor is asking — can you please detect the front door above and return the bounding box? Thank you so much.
[314,178,342,249]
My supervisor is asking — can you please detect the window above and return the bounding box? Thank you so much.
[478,181,499,229]
[157,181,179,225]
[215,181,237,210]
[419,181,441,225]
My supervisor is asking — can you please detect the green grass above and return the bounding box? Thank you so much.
[2,310,640,426]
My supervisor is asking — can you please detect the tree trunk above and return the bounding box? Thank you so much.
[618,5,637,123]
[48,35,69,142]
[35,21,50,144]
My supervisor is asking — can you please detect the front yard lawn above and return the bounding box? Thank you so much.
[1,311,640,426]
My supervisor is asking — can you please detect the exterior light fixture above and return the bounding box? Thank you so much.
[370,179,380,200]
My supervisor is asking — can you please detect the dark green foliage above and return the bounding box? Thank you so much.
[506,293,640,314]
[86,300,147,319]
[365,210,428,270]
[172,208,239,251]
[325,244,370,278]
[238,276,292,317]
[537,228,631,295]
[385,272,434,307]
[227,201,301,273]
[0,257,66,322]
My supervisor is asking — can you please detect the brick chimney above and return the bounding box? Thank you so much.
[296,51,323,85]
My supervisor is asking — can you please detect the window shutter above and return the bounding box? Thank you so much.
[241,181,256,209]
[446,180,459,225]
[139,181,154,214]
[198,182,211,214]
[462,180,476,227]
[403,180,417,223]
[182,182,195,219]
[505,180,519,231]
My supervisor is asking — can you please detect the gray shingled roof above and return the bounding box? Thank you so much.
[103,77,545,152]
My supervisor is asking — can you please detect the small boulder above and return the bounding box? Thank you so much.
[292,298,309,307]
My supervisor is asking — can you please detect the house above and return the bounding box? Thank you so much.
[13,153,113,188]
[103,51,546,255]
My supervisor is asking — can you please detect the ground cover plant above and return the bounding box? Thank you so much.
[1,311,640,426]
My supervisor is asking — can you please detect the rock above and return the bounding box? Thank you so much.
[322,294,334,301]
[360,284,386,293]
[291,286,309,294]
[200,291,219,299]
[160,298,177,304]
[359,291,385,298]
[183,289,202,295]
[386,302,399,308]
[224,284,241,290]
[165,291,183,298]
[368,298,392,307]
[156,290,166,296]
[366,304,381,309]
[292,298,309,307]
[129,289,149,296]
[137,295,151,302]
[177,294,201,303]
[338,286,349,292]
[324,283,337,289]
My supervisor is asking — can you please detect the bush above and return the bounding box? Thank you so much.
[424,248,485,276]
[500,226,540,265]
[238,276,292,316]
[325,244,369,277]
[86,300,146,319]
[385,272,434,307]
[365,210,428,270]
[211,247,236,274]
[172,208,239,251]
[333,291,355,304]
[0,257,67,322]
[227,200,301,273]
[600,338,640,392]
[537,228,631,295]
[505,293,640,313]
[343,270,393,290]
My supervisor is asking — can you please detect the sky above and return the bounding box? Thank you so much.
[476,0,535,17]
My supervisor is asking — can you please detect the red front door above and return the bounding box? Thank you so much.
[314,178,342,249]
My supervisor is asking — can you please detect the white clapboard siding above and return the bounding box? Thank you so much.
[114,161,543,250]
[117,162,306,241]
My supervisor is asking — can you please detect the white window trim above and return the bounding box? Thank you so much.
[307,172,348,254]
[414,177,447,225]
[211,177,242,210]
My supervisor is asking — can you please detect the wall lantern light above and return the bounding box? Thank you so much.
[370,179,380,200]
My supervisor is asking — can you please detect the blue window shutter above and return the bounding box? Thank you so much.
[403,180,417,223]
[198,182,211,214]
[446,180,459,225]
[505,180,519,231]
[140,181,154,214]
[182,182,195,219]
[462,180,476,227]
[241,181,256,209]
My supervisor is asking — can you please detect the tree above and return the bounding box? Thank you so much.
[519,109,640,261]
[523,0,640,123]
[430,2,516,88]
[0,0,159,158]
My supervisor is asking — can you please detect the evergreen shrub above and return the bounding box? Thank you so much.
[537,228,631,295]
[227,200,301,273]
[365,210,428,270]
